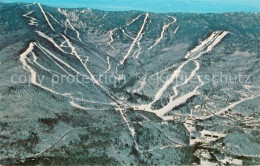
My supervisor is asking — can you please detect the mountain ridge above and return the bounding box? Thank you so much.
[0,2,260,165]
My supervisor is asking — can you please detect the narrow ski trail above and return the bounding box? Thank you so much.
[148,16,177,50]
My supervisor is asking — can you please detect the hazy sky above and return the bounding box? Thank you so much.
[2,0,260,13]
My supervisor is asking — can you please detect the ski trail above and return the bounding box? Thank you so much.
[60,35,102,86]
[107,28,117,50]
[158,75,204,117]
[133,15,152,59]
[134,18,152,58]
[61,34,78,55]
[83,56,89,66]
[149,64,175,78]
[66,19,82,42]
[37,43,114,105]
[153,31,228,115]
[69,94,116,106]
[38,3,55,31]
[174,26,179,34]
[133,41,141,59]
[148,16,177,50]
[126,13,143,26]
[118,108,142,154]
[60,40,69,48]
[133,30,229,118]
[69,101,108,111]
[37,44,81,75]
[36,44,74,76]
[153,60,190,103]
[26,2,36,10]
[58,8,82,42]
[185,31,222,59]
[60,34,122,106]
[120,13,149,65]
[100,56,111,78]
[63,20,68,35]
[172,60,200,99]
[185,31,221,58]
[47,12,65,28]
[102,13,107,19]
[154,31,228,102]
[36,31,67,54]
[213,94,260,117]
[30,51,60,75]
[133,31,145,59]
[20,42,63,95]
[23,10,37,26]
[21,43,118,110]
[192,31,229,59]
[120,27,134,39]
[206,31,229,52]
[20,43,36,83]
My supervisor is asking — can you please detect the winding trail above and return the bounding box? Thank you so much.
[148,16,177,50]
[23,11,37,26]
[107,28,117,50]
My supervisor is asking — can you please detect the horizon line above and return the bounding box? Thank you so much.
[1,1,260,14]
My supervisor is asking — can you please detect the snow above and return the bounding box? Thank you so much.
[131,30,229,120]
[172,60,200,99]
[206,31,229,52]
[107,28,117,50]
[157,75,204,116]
[36,44,74,76]
[36,31,67,53]
[174,26,180,34]
[117,108,141,153]
[58,8,82,42]
[185,31,222,59]
[152,60,189,103]
[23,10,37,26]
[120,13,149,65]
[20,43,36,83]
[26,2,36,10]
[120,27,134,39]
[220,157,242,165]
[148,16,177,50]
[20,42,63,96]
[37,44,81,75]
[38,3,55,31]
[69,101,107,111]
[47,12,65,28]
[215,93,260,116]
[100,56,111,78]
[126,14,143,26]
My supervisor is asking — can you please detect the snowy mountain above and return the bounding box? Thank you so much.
[0,2,260,165]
